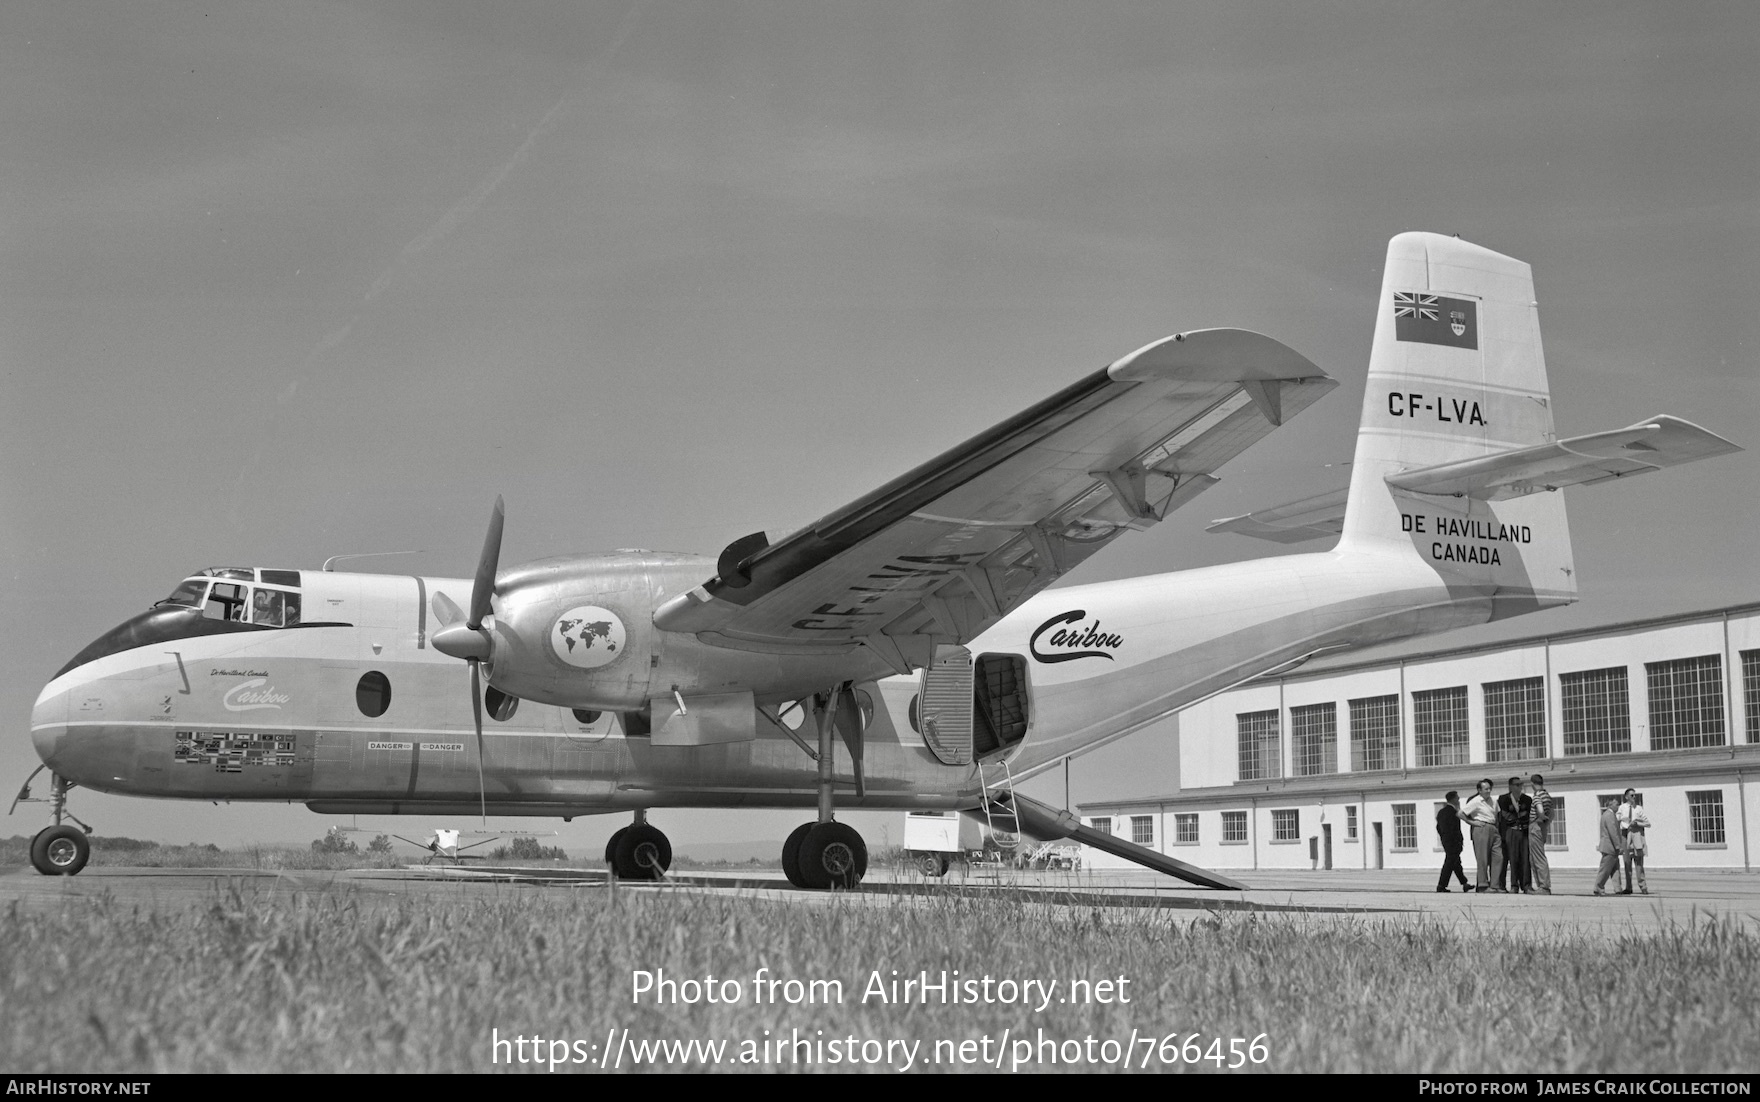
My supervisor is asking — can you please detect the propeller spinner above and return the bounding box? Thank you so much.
[430,496,505,822]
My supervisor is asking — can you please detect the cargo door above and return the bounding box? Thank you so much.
[973,653,1030,759]
[917,645,974,765]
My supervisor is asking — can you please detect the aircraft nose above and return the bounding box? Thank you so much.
[31,677,70,769]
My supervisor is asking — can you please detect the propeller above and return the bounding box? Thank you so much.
[432,496,504,823]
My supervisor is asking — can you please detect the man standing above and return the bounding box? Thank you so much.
[1594,799,1623,895]
[1527,773,1553,895]
[1495,776,1533,893]
[1618,788,1651,895]
[1435,791,1470,893]
[1461,778,1499,892]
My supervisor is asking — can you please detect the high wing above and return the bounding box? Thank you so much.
[653,328,1333,673]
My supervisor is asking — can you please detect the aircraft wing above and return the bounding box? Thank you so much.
[653,328,1333,671]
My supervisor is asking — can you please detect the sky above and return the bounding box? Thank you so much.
[3,1,1756,856]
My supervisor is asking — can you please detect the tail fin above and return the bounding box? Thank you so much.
[1340,233,1576,616]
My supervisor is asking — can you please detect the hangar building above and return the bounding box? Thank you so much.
[1077,602,1760,872]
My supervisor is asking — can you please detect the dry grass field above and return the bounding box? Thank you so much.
[3,873,1758,1074]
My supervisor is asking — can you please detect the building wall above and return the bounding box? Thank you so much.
[1083,605,1760,872]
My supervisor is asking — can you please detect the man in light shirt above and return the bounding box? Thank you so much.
[1459,778,1500,893]
[1527,773,1553,895]
[1617,788,1651,895]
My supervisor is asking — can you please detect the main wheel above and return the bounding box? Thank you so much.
[915,851,949,878]
[798,822,867,890]
[612,823,670,880]
[781,823,813,887]
[31,825,89,876]
[604,827,628,867]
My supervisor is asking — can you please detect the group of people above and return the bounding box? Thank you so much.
[1433,775,1652,895]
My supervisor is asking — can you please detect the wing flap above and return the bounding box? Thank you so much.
[655,328,1333,653]
[1385,415,1740,500]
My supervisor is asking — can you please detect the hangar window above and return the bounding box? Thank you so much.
[1173,814,1198,845]
[1742,650,1760,744]
[1345,805,1358,841]
[1090,817,1112,836]
[1560,667,1631,756]
[1392,804,1417,851]
[1413,686,1470,767]
[1130,816,1153,846]
[1221,811,1248,844]
[356,671,392,717]
[1237,709,1281,781]
[1646,655,1725,750]
[1270,808,1299,843]
[1290,703,1337,777]
[1543,797,1567,849]
[1484,677,1546,762]
[1687,791,1726,846]
[1349,695,1401,772]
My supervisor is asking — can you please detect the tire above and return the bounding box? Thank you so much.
[781,823,813,888]
[798,822,867,890]
[31,825,90,876]
[604,827,628,867]
[915,851,949,878]
[613,823,670,880]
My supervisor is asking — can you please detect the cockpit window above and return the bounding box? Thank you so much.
[204,583,247,622]
[198,567,255,581]
[260,569,300,587]
[250,588,302,628]
[157,579,209,609]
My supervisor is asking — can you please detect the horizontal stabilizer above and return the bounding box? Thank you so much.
[1386,415,1741,501]
[1009,792,1245,890]
[1207,487,1348,544]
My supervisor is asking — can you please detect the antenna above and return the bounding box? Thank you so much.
[321,550,425,572]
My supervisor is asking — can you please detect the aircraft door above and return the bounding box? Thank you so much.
[972,653,1030,759]
[917,646,973,766]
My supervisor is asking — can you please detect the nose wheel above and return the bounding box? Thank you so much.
[31,825,90,876]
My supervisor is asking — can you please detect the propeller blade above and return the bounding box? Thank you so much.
[468,496,505,630]
[470,659,487,825]
[430,591,464,627]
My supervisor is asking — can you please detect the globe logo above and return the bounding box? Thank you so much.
[549,605,628,670]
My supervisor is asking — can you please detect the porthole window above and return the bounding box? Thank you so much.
[777,699,807,731]
[572,708,602,725]
[356,671,392,717]
[907,693,920,733]
[485,686,519,722]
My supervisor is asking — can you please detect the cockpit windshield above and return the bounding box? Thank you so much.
[152,569,303,626]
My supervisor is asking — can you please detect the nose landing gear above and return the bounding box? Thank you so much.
[11,767,92,876]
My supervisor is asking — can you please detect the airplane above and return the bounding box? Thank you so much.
[392,828,499,865]
[21,233,1741,889]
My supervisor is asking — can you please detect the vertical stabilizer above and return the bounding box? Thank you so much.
[1340,233,1576,616]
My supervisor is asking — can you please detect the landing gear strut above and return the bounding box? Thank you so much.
[11,769,92,877]
[779,685,869,890]
[606,811,671,880]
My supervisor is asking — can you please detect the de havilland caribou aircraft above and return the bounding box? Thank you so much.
[22,233,1740,888]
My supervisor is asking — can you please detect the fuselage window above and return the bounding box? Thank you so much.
[356,671,392,717]
[203,583,247,622]
[486,686,519,722]
[250,588,302,628]
[572,708,602,725]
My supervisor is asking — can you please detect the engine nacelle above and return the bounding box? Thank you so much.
[483,552,709,710]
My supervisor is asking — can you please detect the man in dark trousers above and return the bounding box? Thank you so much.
[1495,775,1534,893]
[1435,790,1470,893]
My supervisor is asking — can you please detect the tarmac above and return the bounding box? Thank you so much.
[4,862,1757,936]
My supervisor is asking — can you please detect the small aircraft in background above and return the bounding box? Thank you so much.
[393,828,498,865]
[24,233,1741,890]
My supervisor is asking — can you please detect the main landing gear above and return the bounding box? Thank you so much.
[11,767,92,877]
[779,682,869,890]
[604,811,671,880]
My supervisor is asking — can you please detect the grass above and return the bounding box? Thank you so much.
[3,880,1758,1073]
